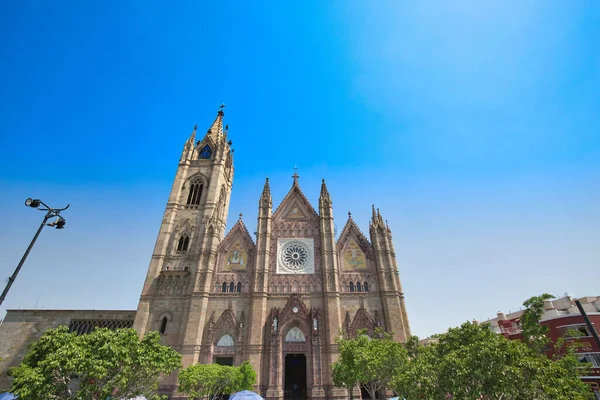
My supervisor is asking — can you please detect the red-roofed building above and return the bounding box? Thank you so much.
[483,295,600,396]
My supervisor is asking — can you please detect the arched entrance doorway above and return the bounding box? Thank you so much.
[284,353,307,399]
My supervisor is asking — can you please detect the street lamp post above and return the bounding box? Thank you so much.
[0,198,70,307]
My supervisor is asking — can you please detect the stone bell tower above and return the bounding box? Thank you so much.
[134,106,234,369]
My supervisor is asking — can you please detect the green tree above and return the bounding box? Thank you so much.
[238,361,257,391]
[332,328,408,400]
[178,362,257,400]
[9,326,181,400]
[392,322,592,400]
[521,293,555,352]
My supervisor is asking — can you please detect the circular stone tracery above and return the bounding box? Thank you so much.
[280,241,310,271]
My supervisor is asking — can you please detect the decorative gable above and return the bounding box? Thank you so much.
[348,308,375,337]
[217,218,255,272]
[337,216,373,271]
[273,184,319,223]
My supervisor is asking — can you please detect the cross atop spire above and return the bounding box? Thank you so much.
[218,103,226,116]
[292,165,299,185]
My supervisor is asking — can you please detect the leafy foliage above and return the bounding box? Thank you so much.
[333,328,408,400]
[521,293,555,352]
[178,361,257,400]
[10,326,181,400]
[238,361,258,391]
[392,322,592,400]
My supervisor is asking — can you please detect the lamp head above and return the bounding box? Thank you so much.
[25,198,41,208]
[47,218,66,229]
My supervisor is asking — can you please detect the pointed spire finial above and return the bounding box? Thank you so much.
[292,165,299,185]
[372,205,377,220]
[205,106,225,140]
[261,177,271,199]
[218,103,226,116]
[348,211,352,219]
[239,213,243,221]
[320,178,330,199]
[377,208,384,225]
[187,124,197,144]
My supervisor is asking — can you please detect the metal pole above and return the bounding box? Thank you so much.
[574,299,600,349]
[0,212,51,307]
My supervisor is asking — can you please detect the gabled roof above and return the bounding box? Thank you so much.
[219,215,255,249]
[272,180,319,220]
[336,213,371,249]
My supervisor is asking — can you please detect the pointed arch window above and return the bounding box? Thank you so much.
[237,282,242,293]
[216,334,234,347]
[356,282,362,292]
[222,282,227,293]
[177,234,190,252]
[199,145,212,159]
[229,282,235,293]
[159,317,168,334]
[364,281,369,293]
[349,282,355,292]
[186,180,204,206]
[285,327,306,343]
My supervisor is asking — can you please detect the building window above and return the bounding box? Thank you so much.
[159,317,168,334]
[222,282,227,293]
[364,281,369,292]
[229,282,235,293]
[285,327,306,343]
[349,282,354,293]
[216,334,235,347]
[68,319,134,335]
[237,282,242,293]
[186,181,203,205]
[579,353,600,367]
[356,282,362,292]
[557,323,597,338]
[199,145,212,159]
[177,234,190,252]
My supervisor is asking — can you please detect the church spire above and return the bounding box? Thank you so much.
[260,178,272,208]
[370,205,385,229]
[319,178,332,211]
[188,124,197,144]
[262,178,271,197]
[205,104,225,142]
[320,178,330,198]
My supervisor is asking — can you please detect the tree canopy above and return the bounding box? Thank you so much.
[392,322,592,400]
[9,326,181,400]
[521,293,555,352]
[332,328,408,400]
[178,361,257,400]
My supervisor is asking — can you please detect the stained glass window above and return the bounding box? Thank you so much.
[199,145,212,159]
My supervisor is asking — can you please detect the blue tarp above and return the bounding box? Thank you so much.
[229,390,263,400]
[0,393,18,400]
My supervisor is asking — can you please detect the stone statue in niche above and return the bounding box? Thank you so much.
[272,316,278,332]
[313,316,318,331]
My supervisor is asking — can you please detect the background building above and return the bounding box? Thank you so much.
[482,295,600,394]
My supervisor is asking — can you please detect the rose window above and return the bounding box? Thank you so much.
[280,241,310,271]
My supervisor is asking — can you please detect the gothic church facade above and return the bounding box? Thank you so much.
[133,109,411,399]
[0,108,410,398]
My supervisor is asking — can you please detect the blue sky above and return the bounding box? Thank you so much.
[0,1,599,338]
